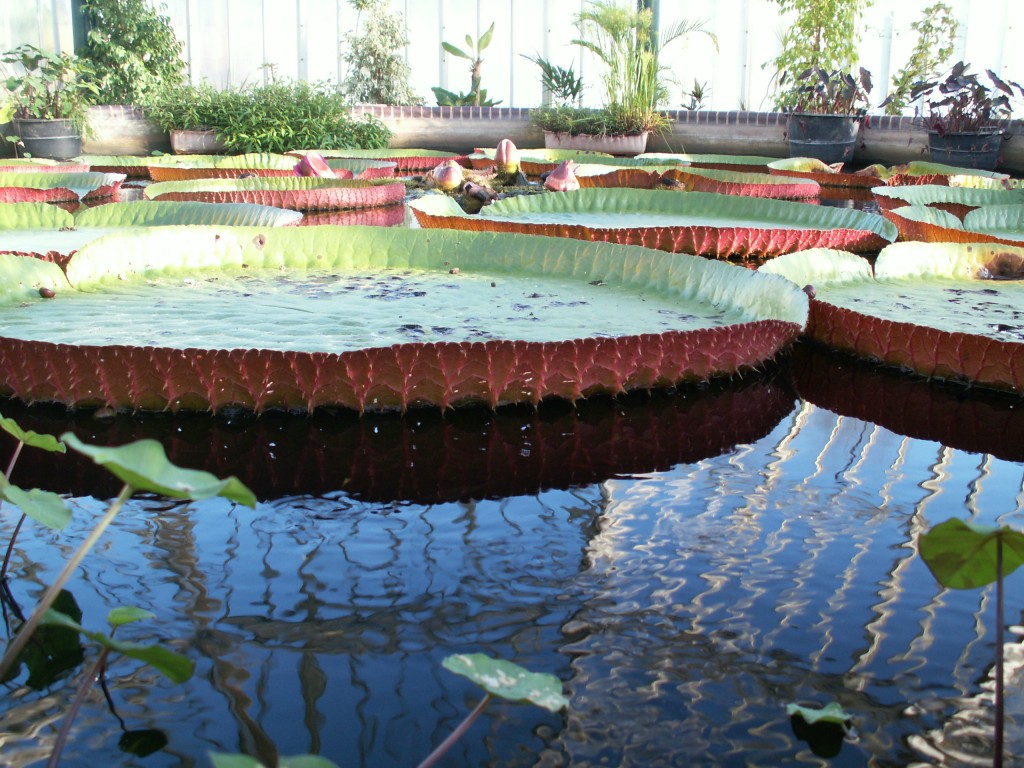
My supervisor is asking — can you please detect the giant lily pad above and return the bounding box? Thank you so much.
[295,148,467,174]
[75,155,158,177]
[144,177,406,211]
[767,157,887,188]
[147,153,300,181]
[872,184,1024,218]
[0,159,90,174]
[0,226,807,413]
[409,188,897,259]
[2,374,795,502]
[659,167,820,198]
[885,160,1017,188]
[0,201,302,260]
[884,204,1024,246]
[0,172,125,203]
[761,242,1024,392]
[639,153,776,172]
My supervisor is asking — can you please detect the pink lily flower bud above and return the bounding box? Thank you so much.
[543,160,580,192]
[293,153,336,178]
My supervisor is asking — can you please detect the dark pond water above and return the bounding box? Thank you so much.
[1,344,1022,768]
[2,184,1023,767]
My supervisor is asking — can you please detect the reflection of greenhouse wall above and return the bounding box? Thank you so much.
[0,0,1020,110]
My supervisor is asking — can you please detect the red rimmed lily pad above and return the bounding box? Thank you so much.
[872,183,1024,219]
[0,159,90,174]
[761,242,1024,393]
[767,157,887,188]
[2,375,796,502]
[883,204,1024,246]
[147,153,302,181]
[884,160,1017,188]
[409,188,897,259]
[640,153,777,173]
[660,167,820,198]
[75,155,157,178]
[0,226,807,413]
[144,177,406,211]
[292,148,468,174]
[0,200,302,262]
[0,172,125,203]
[297,205,406,227]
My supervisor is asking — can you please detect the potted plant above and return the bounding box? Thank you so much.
[781,67,872,164]
[529,0,713,154]
[908,61,1024,171]
[140,80,228,153]
[1,44,99,159]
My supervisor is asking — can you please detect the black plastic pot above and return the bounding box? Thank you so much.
[927,130,1003,171]
[13,118,83,160]
[786,113,861,164]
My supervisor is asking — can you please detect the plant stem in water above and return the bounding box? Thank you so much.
[416,693,492,768]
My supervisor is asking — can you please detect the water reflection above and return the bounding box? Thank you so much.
[0,359,1022,766]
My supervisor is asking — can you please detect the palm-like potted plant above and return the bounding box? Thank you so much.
[1,44,98,159]
[908,61,1024,171]
[529,0,713,154]
[781,67,872,164]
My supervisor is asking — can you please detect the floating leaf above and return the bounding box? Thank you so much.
[919,518,1024,590]
[0,414,66,452]
[40,609,194,683]
[1,485,71,530]
[786,701,850,725]
[60,434,256,508]
[209,754,340,768]
[442,653,568,712]
[118,729,168,757]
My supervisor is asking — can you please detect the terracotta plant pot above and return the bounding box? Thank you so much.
[170,129,227,154]
[543,130,649,155]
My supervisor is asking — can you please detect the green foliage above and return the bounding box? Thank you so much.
[0,44,99,130]
[919,518,1024,589]
[567,0,714,134]
[529,104,667,135]
[142,78,392,152]
[521,53,584,106]
[443,653,569,712]
[80,0,187,105]
[436,21,501,106]
[0,484,71,530]
[210,754,340,768]
[431,85,500,107]
[781,67,872,115]
[341,0,422,105]
[60,433,256,506]
[768,0,872,111]
[42,608,194,683]
[682,79,710,110]
[883,2,958,115]
[0,413,65,452]
[910,62,1024,134]
[786,701,851,725]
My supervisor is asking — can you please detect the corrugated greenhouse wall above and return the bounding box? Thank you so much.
[0,0,1020,112]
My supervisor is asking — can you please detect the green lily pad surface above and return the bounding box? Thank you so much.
[872,184,1024,212]
[0,201,301,258]
[0,171,126,202]
[410,188,896,258]
[145,177,406,211]
[0,226,806,412]
[761,242,1024,392]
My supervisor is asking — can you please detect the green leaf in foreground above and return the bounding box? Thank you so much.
[60,434,256,508]
[442,654,568,712]
[1,485,71,530]
[210,754,340,768]
[786,701,850,725]
[919,518,1024,590]
[40,609,194,684]
[0,415,66,453]
[108,606,157,627]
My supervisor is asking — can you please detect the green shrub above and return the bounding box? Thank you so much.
[80,0,187,105]
[142,78,392,152]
